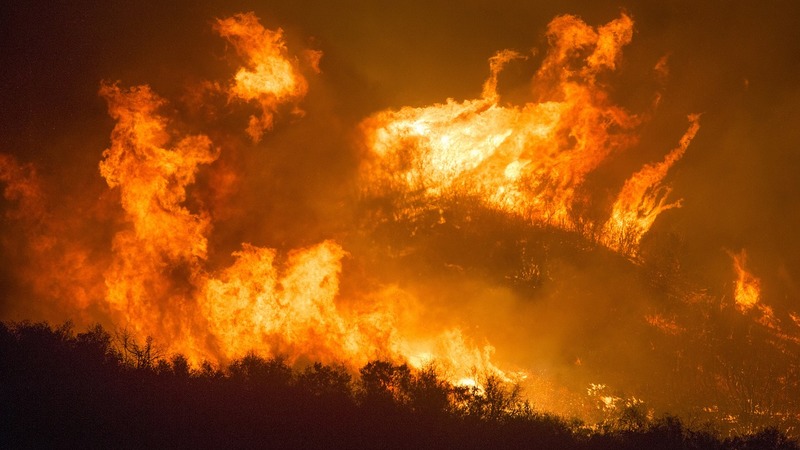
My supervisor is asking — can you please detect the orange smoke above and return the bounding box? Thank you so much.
[215,12,319,142]
[0,155,103,315]
[0,154,46,222]
[360,13,697,256]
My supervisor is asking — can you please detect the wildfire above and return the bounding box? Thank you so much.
[98,82,217,352]
[86,13,508,383]
[5,5,800,436]
[360,13,698,257]
[0,9,702,393]
[731,249,760,311]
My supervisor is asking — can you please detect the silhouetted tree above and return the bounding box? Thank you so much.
[2,320,798,449]
[358,359,412,407]
[298,362,352,399]
[455,374,527,422]
[116,328,161,369]
[228,353,293,389]
[406,364,452,417]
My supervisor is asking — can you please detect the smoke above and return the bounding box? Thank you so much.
[3,0,800,429]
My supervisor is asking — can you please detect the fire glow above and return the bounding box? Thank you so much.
[0,8,717,395]
[361,13,699,258]
[732,249,760,311]
[3,6,800,432]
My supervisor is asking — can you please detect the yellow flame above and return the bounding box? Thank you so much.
[98,82,216,345]
[200,240,395,366]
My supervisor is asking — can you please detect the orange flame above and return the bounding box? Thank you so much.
[360,14,697,255]
[200,240,507,379]
[215,12,319,142]
[0,12,706,392]
[98,82,217,345]
[200,240,394,365]
[85,14,509,384]
[731,249,760,311]
[602,114,701,255]
[645,313,685,336]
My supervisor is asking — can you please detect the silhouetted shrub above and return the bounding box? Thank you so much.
[1,320,798,449]
[726,427,800,450]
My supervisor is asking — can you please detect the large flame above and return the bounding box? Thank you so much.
[360,13,697,257]
[200,240,396,365]
[84,13,506,383]
[0,10,700,392]
[98,82,217,353]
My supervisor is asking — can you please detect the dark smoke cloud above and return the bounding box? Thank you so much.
[3,0,800,425]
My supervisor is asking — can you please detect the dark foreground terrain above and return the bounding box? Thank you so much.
[1,321,797,449]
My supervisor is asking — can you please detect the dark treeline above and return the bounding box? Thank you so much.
[1,321,797,449]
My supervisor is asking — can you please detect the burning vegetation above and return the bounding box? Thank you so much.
[2,3,800,444]
[360,13,699,259]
